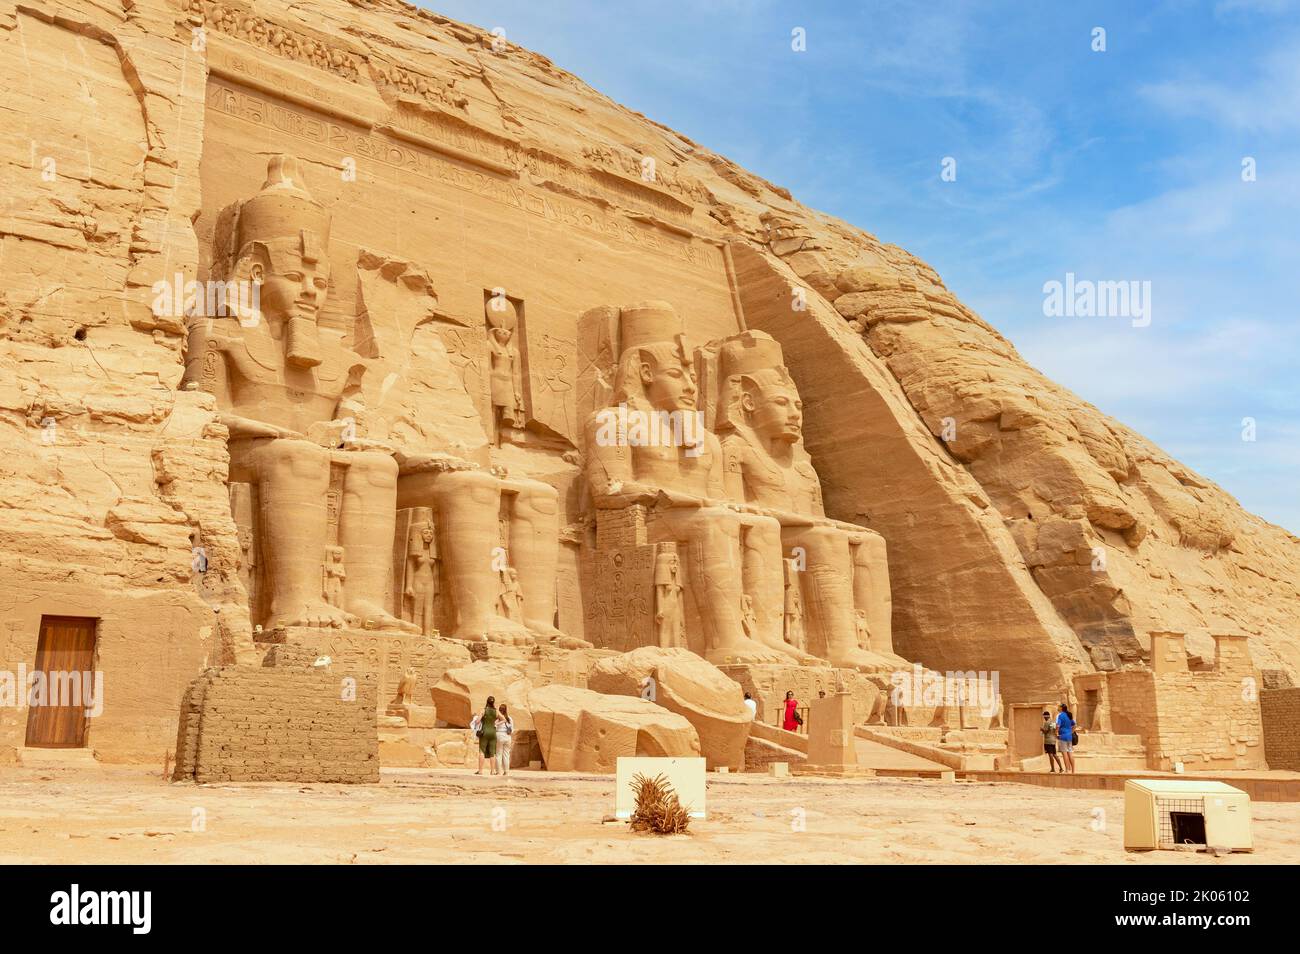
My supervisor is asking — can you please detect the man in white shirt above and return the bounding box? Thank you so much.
[743,692,757,719]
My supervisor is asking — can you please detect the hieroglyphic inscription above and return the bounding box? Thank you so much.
[592,545,657,653]
[438,324,490,435]
[522,331,575,443]
[515,149,695,224]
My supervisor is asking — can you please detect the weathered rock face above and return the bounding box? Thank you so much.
[587,646,751,770]
[429,660,531,729]
[526,684,699,773]
[2,0,1298,763]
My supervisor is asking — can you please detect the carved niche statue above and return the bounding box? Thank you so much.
[486,296,525,444]
[582,300,788,665]
[710,330,896,671]
[184,154,411,632]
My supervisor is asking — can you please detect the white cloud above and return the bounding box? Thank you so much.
[1140,41,1300,134]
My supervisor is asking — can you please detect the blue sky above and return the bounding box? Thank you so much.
[425,0,1300,535]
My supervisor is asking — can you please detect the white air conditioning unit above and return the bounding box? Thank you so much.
[1123,779,1252,852]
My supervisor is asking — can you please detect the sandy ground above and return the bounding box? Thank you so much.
[1,765,1296,864]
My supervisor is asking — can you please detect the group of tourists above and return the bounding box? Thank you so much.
[1041,703,1077,773]
[465,686,1078,776]
[469,697,515,776]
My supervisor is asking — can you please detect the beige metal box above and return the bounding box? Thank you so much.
[1123,779,1253,852]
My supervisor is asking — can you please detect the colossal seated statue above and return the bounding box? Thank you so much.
[581,301,790,666]
[708,331,898,671]
[184,155,410,633]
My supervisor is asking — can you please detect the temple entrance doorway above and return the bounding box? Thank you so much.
[24,615,98,748]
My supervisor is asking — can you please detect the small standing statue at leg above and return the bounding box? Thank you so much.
[653,544,685,649]
[783,558,806,653]
[498,566,525,624]
[404,520,439,636]
[323,546,346,610]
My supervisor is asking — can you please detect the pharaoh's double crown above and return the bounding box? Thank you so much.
[618,300,685,352]
[719,330,788,380]
[235,155,331,253]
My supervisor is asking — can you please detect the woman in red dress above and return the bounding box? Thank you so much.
[782,690,800,731]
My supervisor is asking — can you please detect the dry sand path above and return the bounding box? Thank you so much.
[1,765,1296,864]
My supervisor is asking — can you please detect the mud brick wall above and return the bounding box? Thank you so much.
[173,667,379,783]
[1261,688,1300,770]
[1105,668,1265,770]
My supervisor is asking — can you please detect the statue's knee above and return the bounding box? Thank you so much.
[743,515,782,548]
[259,439,328,479]
[697,509,743,549]
[513,481,558,517]
[350,451,397,489]
[438,469,500,505]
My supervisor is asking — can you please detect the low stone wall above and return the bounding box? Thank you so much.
[1261,687,1300,770]
[173,665,379,783]
[744,735,806,772]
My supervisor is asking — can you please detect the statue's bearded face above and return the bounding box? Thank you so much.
[248,240,330,326]
[640,348,697,412]
[745,377,802,443]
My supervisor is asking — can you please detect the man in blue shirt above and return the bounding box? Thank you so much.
[1055,704,1076,774]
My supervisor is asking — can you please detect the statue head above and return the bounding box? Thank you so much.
[421,524,434,544]
[614,301,697,413]
[740,368,802,444]
[487,297,518,347]
[226,155,331,367]
[719,331,802,444]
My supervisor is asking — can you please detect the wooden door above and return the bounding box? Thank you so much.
[1013,706,1046,760]
[24,615,97,748]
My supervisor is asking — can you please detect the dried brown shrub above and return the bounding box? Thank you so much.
[629,772,692,835]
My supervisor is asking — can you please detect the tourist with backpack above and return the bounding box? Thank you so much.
[1055,703,1076,774]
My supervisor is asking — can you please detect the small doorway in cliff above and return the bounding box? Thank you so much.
[24,615,99,748]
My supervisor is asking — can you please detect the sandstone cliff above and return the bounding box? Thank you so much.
[1,0,1295,761]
